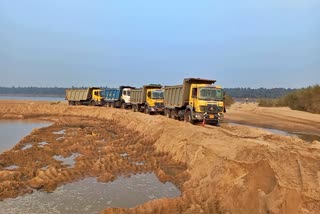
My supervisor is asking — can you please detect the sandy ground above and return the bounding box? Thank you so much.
[225,102,320,135]
[0,100,320,214]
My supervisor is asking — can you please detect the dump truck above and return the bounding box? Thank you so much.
[65,87,105,106]
[131,84,165,114]
[164,78,225,125]
[104,86,135,109]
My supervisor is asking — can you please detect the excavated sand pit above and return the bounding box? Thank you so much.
[0,117,188,210]
[0,100,320,213]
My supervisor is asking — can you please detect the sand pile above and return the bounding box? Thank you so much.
[0,100,319,213]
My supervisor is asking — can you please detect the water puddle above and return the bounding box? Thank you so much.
[56,137,65,141]
[131,162,145,166]
[4,165,19,170]
[229,122,320,143]
[38,141,49,148]
[53,153,81,168]
[21,144,33,150]
[120,153,129,157]
[53,130,65,135]
[292,132,320,143]
[0,173,181,214]
[261,127,295,137]
[41,166,49,170]
[0,120,52,153]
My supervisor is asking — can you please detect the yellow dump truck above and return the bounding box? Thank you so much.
[131,84,164,114]
[65,87,105,106]
[164,78,225,125]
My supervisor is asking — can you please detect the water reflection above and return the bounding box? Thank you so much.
[0,173,181,214]
[53,153,81,168]
[0,120,51,153]
[228,122,320,143]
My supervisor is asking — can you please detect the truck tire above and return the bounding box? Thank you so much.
[144,106,150,114]
[184,111,194,124]
[171,111,176,120]
[90,100,96,106]
[165,109,171,118]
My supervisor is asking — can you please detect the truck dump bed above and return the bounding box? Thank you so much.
[164,78,216,108]
[131,84,162,104]
[104,88,120,101]
[130,88,144,104]
[65,88,96,101]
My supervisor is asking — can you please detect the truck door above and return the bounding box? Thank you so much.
[122,89,130,103]
[190,87,198,110]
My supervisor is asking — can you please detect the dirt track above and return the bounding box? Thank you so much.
[225,102,320,135]
[0,100,320,213]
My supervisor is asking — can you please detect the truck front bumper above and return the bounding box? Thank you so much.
[149,107,165,114]
[193,112,224,122]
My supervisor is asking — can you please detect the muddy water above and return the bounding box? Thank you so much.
[228,122,320,143]
[0,120,51,152]
[0,173,180,214]
[0,117,188,213]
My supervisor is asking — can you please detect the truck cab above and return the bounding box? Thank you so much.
[146,89,164,114]
[120,87,133,108]
[188,84,224,124]
[91,89,105,106]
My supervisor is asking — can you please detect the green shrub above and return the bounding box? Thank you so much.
[258,85,320,114]
[224,94,234,107]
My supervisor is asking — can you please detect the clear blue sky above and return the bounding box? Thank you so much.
[0,0,319,88]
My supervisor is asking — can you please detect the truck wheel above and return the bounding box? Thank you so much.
[184,111,194,124]
[171,111,176,120]
[165,110,171,118]
[144,106,149,114]
[90,100,96,106]
[121,103,126,109]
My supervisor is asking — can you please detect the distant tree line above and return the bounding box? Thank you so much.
[0,86,298,99]
[259,85,320,114]
[0,87,66,97]
[224,88,297,99]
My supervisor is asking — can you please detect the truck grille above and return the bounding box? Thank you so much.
[155,103,164,108]
[200,105,221,113]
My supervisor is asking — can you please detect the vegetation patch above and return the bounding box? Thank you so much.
[258,85,320,114]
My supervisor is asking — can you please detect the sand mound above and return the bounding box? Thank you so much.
[0,100,319,213]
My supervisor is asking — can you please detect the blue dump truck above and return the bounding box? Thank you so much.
[104,86,135,109]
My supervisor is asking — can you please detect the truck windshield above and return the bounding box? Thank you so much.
[199,88,223,101]
[152,91,164,99]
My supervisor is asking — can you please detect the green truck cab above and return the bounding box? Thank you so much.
[131,85,164,114]
[164,78,225,125]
